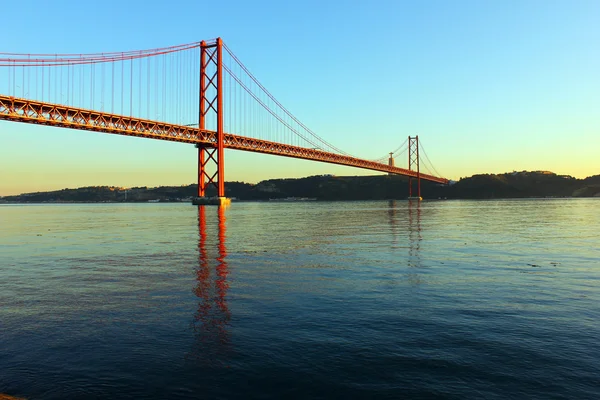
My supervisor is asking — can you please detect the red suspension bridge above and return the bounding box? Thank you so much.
[0,38,448,201]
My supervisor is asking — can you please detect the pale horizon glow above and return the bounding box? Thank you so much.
[1,0,599,196]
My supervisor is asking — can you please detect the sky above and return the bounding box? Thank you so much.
[1,0,599,196]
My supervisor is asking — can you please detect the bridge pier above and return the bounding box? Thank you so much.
[407,135,422,200]
[194,38,229,205]
[192,196,231,206]
[195,144,230,205]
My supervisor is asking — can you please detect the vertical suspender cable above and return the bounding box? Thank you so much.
[48,62,51,103]
[101,59,105,111]
[139,51,142,119]
[147,54,150,119]
[130,57,133,117]
[112,61,114,114]
[66,62,70,105]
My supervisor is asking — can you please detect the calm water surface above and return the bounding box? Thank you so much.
[1,199,599,399]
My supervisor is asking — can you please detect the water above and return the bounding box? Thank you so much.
[1,199,599,399]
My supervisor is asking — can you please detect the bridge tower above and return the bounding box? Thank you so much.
[196,38,229,205]
[388,152,394,175]
[408,136,421,200]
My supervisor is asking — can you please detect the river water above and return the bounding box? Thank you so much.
[1,199,599,399]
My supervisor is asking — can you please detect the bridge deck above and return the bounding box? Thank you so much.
[0,96,448,184]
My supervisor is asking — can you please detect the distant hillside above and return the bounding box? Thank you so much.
[1,171,599,203]
[444,171,588,199]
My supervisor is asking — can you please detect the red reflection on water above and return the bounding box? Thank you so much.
[193,205,230,346]
[194,206,211,321]
[408,200,422,267]
[215,206,230,317]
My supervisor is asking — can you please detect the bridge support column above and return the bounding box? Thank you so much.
[195,38,229,205]
[408,135,422,201]
[197,145,205,197]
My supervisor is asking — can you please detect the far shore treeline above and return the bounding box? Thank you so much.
[2,171,600,203]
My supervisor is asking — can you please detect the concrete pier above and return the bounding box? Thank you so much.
[192,197,231,206]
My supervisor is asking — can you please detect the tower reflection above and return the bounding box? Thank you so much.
[388,200,398,246]
[215,206,230,320]
[189,205,231,362]
[407,200,422,268]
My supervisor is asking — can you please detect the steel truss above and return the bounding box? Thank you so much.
[198,39,225,197]
[408,136,421,197]
[0,95,448,185]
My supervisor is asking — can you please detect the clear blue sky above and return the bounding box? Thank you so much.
[1,0,599,195]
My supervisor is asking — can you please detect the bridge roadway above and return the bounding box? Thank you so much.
[0,95,448,184]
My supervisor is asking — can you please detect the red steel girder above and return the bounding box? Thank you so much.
[0,95,215,145]
[0,95,448,184]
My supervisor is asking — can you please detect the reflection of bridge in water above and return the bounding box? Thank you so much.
[188,206,230,362]
[408,200,422,268]
[388,200,424,286]
[190,200,423,358]
[387,200,422,265]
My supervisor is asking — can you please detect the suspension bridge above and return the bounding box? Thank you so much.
[0,38,448,202]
